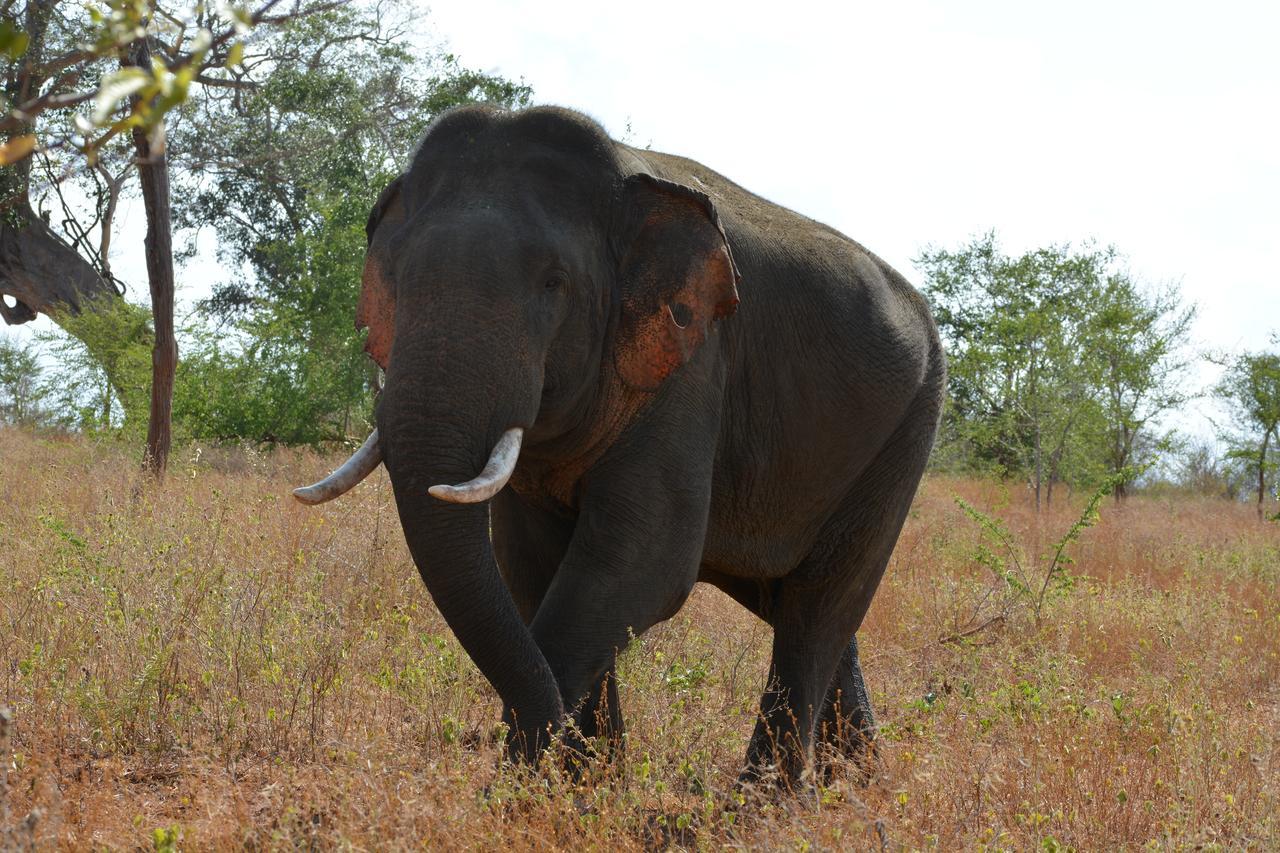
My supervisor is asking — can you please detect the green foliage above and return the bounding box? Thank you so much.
[151,824,181,852]
[919,233,1112,494]
[0,17,30,62]
[1213,346,1280,517]
[3,1,265,160]
[173,194,375,443]
[0,331,47,425]
[42,298,153,431]
[2,307,150,433]
[1082,276,1195,495]
[166,2,531,444]
[1142,438,1250,500]
[955,466,1139,628]
[918,232,1194,504]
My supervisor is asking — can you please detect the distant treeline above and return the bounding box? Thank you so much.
[916,233,1278,515]
[1,3,1275,516]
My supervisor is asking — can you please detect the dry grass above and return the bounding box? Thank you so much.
[1,427,1277,850]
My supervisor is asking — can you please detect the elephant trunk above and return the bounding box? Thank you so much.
[377,341,562,759]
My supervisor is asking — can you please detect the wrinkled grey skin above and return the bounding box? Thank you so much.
[361,105,944,789]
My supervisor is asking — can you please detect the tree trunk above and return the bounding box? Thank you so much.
[1044,416,1074,511]
[128,41,177,477]
[1033,420,1043,513]
[1112,423,1135,504]
[0,210,124,321]
[1259,431,1271,522]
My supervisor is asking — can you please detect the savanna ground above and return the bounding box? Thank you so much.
[1,427,1276,850]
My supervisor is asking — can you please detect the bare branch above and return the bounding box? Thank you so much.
[3,0,344,143]
[193,74,258,90]
[35,49,96,77]
[0,88,96,133]
[938,615,1006,647]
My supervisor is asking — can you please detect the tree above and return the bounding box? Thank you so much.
[4,0,529,450]
[1080,275,1195,499]
[1172,439,1245,500]
[37,302,149,430]
[0,331,46,425]
[2,3,131,345]
[918,232,1196,507]
[1214,346,1280,520]
[166,3,530,444]
[2,1,154,422]
[3,0,340,473]
[917,232,1110,510]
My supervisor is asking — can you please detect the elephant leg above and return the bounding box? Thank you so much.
[815,635,876,782]
[741,610,850,793]
[528,417,721,764]
[527,497,708,754]
[490,489,587,753]
[743,379,938,793]
[704,575,876,791]
[740,559,886,794]
[491,489,574,624]
[492,489,627,761]
[574,664,624,759]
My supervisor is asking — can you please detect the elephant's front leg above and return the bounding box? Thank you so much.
[526,400,722,762]
[492,488,625,760]
[527,491,711,759]
[491,490,608,752]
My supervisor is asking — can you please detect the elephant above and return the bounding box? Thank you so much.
[295,105,944,790]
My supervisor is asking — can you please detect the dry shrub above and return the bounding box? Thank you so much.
[1,430,1277,848]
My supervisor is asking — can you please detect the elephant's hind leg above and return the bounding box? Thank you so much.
[573,665,624,761]
[741,610,853,792]
[815,636,877,783]
[742,377,939,793]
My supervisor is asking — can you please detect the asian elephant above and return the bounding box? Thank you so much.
[295,105,944,789]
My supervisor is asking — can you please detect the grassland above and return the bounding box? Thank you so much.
[1,427,1277,849]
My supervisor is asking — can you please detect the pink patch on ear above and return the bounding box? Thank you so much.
[356,254,396,370]
[615,304,689,391]
[614,243,737,391]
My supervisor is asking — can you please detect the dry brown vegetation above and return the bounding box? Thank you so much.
[1,427,1277,849]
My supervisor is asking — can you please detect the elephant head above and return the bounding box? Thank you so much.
[292,106,739,755]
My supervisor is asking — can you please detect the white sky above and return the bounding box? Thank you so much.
[9,0,1278,439]
[415,0,1279,437]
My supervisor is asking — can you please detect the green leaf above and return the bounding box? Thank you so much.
[0,20,30,59]
[221,3,253,34]
[91,67,151,125]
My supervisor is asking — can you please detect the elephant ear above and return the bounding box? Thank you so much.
[356,177,406,370]
[612,173,741,391]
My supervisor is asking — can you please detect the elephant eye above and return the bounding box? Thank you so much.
[544,271,569,292]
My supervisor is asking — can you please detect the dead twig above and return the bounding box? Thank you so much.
[937,614,1006,647]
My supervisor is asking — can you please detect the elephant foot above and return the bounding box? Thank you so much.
[501,706,561,767]
[815,730,878,787]
[734,764,819,810]
[737,734,819,804]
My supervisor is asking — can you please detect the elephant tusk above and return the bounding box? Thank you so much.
[428,427,524,503]
[293,430,383,505]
